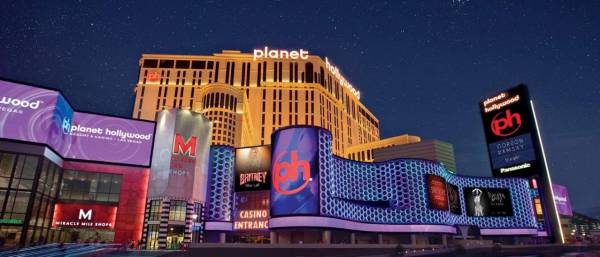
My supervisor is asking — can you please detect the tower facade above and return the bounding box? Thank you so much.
[132,49,380,154]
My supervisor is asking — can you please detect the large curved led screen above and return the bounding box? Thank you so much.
[270,127,319,217]
[0,80,155,166]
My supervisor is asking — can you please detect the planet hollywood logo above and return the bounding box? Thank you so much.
[62,117,72,135]
[0,96,43,110]
[272,150,311,195]
[491,109,522,137]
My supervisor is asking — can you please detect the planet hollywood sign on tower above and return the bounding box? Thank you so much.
[252,47,361,99]
[480,86,539,177]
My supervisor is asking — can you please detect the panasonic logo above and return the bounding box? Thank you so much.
[500,162,531,173]
[0,97,42,110]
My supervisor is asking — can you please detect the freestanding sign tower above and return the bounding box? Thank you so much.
[479,84,563,244]
[143,109,212,249]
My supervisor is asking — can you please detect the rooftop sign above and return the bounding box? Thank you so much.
[253,47,309,61]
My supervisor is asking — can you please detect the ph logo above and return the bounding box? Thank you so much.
[79,209,92,220]
[272,150,311,195]
[491,109,521,137]
[173,133,197,157]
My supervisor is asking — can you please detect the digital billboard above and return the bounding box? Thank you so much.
[0,80,60,145]
[480,85,541,177]
[447,183,462,215]
[552,184,573,217]
[426,174,448,211]
[234,191,269,231]
[0,80,156,166]
[148,109,212,202]
[464,187,513,217]
[270,127,320,217]
[65,112,155,166]
[52,203,117,229]
[235,146,271,192]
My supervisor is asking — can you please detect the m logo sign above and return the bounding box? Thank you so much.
[272,150,311,195]
[491,109,522,137]
[173,133,197,157]
[79,209,92,220]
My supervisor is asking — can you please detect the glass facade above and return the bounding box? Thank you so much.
[59,170,122,203]
[0,151,63,248]
[168,201,186,222]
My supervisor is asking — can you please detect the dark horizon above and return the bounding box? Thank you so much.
[1,1,599,216]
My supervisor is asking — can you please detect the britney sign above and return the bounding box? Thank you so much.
[235,146,271,192]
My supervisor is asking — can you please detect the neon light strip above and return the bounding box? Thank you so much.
[480,228,539,235]
[530,100,565,244]
[269,216,456,233]
[205,221,233,231]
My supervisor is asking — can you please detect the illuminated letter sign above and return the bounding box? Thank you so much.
[173,133,197,157]
[273,151,311,195]
[52,203,117,229]
[79,209,92,220]
[491,109,522,137]
[253,47,309,61]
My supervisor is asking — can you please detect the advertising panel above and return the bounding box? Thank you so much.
[270,127,320,217]
[65,112,155,166]
[47,94,74,155]
[148,109,212,202]
[234,191,269,231]
[552,184,573,217]
[235,146,271,192]
[464,187,513,217]
[480,85,541,177]
[447,183,462,215]
[0,80,60,145]
[0,80,156,166]
[52,203,117,229]
[426,174,448,211]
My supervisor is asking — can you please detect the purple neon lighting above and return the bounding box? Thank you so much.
[204,221,233,231]
[269,216,456,233]
[480,228,538,235]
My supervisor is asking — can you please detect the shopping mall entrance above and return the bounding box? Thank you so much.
[166,225,185,250]
[49,228,114,243]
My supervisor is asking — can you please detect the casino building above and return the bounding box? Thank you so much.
[132,49,389,156]
[0,49,561,249]
[0,79,153,248]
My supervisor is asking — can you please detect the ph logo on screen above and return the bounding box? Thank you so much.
[273,150,311,195]
[491,109,521,137]
[173,133,197,157]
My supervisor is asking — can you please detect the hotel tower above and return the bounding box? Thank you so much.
[132,49,420,159]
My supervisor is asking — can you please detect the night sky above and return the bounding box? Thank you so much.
[1,1,599,215]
